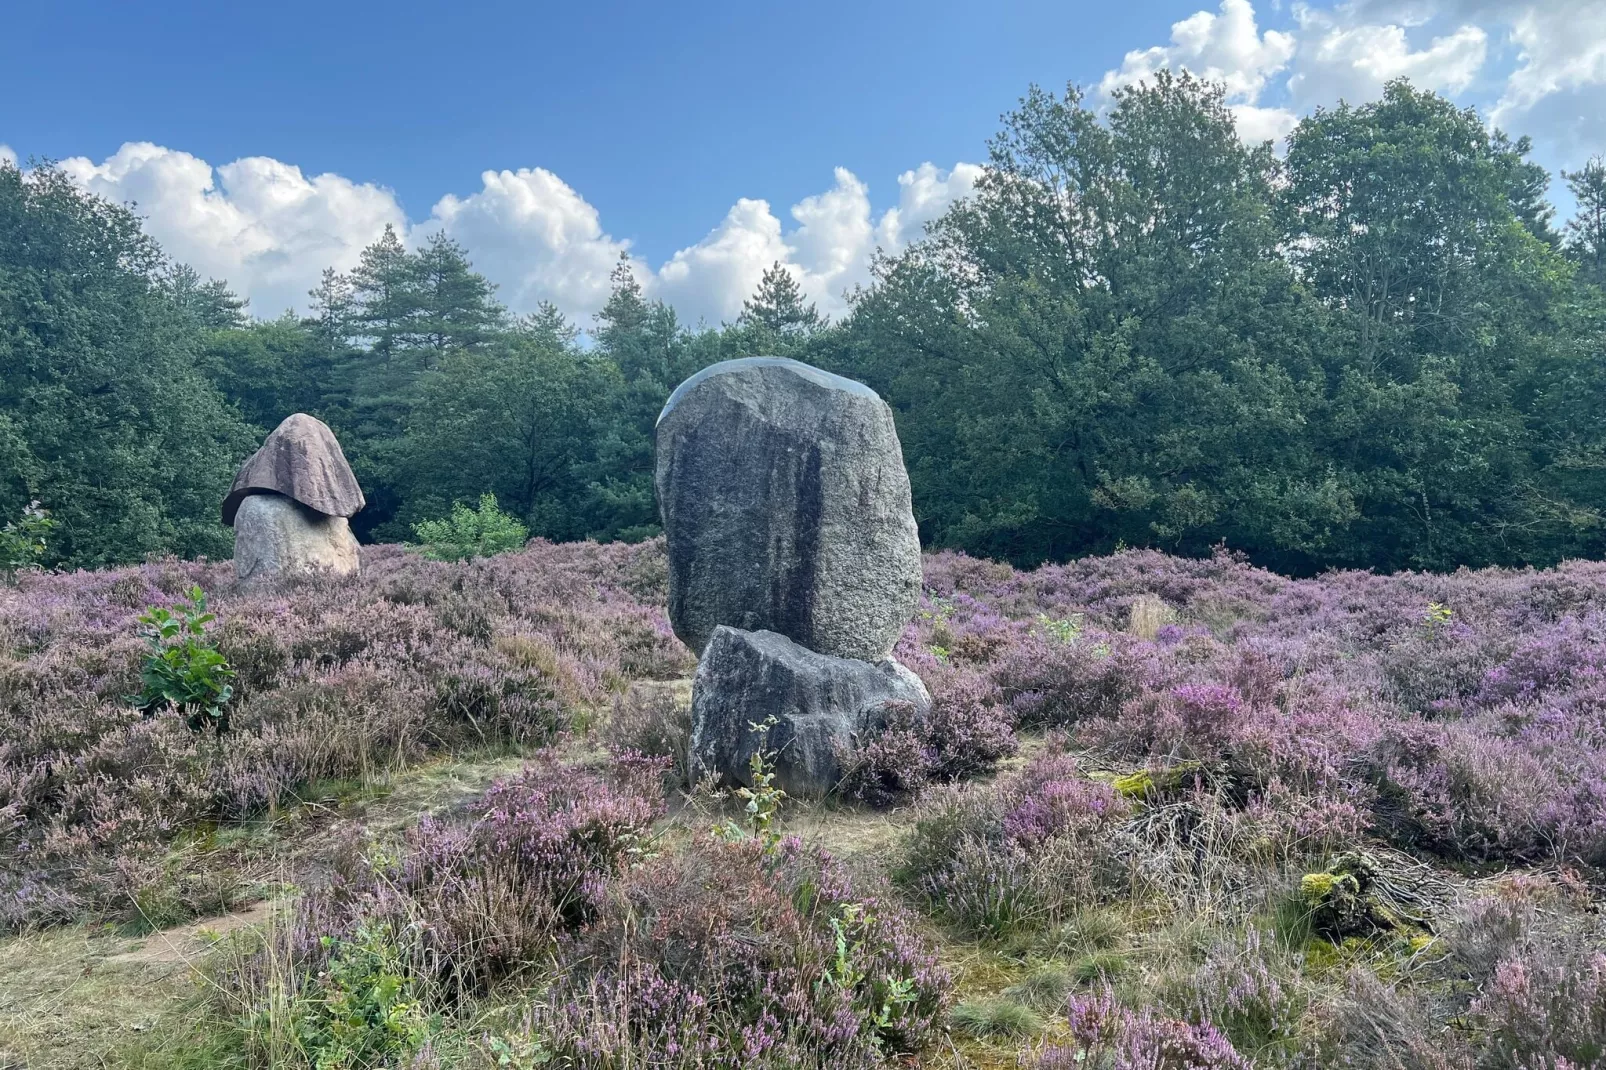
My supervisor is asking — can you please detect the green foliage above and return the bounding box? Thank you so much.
[129,585,236,734]
[410,493,529,561]
[0,500,54,573]
[0,162,257,567]
[12,76,1606,578]
[1035,612,1085,644]
[282,925,439,1070]
[715,716,788,855]
[950,998,1045,1039]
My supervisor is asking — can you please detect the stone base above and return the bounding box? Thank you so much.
[689,625,931,799]
[233,492,359,590]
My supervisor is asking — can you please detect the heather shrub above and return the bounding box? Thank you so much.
[509,836,949,1069]
[601,684,693,789]
[842,668,1016,804]
[0,538,689,928]
[1468,946,1606,1068]
[899,753,1129,937]
[1163,929,1307,1059]
[1033,986,1251,1070]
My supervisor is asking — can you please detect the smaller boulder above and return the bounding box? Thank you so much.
[233,492,360,589]
[689,626,931,799]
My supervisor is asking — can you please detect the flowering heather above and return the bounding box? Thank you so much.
[1034,985,1250,1070]
[904,547,1606,871]
[0,539,691,928]
[518,836,949,1069]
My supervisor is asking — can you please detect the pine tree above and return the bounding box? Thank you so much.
[412,231,504,355]
[308,267,355,356]
[737,261,822,337]
[594,253,649,348]
[1563,156,1606,284]
[348,224,417,361]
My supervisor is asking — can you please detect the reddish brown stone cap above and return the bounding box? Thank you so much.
[221,414,366,526]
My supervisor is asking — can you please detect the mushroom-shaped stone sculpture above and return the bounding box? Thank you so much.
[224,414,364,588]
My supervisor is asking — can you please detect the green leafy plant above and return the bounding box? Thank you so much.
[129,585,236,734]
[411,493,529,562]
[1423,601,1454,636]
[0,500,55,574]
[1035,612,1085,644]
[716,716,788,855]
[287,925,439,1070]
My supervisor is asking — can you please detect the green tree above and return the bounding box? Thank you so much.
[841,73,1333,567]
[391,315,618,541]
[1563,155,1606,284]
[0,162,254,565]
[1283,80,1581,568]
[737,261,822,346]
[411,231,505,355]
[348,223,417,363]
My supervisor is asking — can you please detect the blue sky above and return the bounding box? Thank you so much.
[5,0,1605,325]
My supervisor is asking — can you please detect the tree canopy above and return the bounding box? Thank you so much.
[5,76,1606,575]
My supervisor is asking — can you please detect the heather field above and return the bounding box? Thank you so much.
[4,540,1606,1068]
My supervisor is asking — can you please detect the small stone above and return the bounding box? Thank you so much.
[233,493,359,589]
[689,625,931,799]
[655,357,922,662]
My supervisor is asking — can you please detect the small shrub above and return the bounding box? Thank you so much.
[602,684,693,789]
[512,836,950,1069]
[281,924,440,1070]
[842,671,1017,804]
[951,998,1044,1039]
[0,500,54,574]
[1034,986,1250,1069]
[410,493,528,561]
[128,585,236,734]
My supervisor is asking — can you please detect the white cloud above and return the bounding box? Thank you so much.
[1099,0,1298,141]
[0,145,15,168]
[1484,2,1606,159]
[875,162,985,252]
[1098,0,1490,143]
[44,141,980,328]
[1286,9,1488,108]
[654,197,791,326]
[423,167,637,324]
[1101,0,1296,102]
[59,142,406,316]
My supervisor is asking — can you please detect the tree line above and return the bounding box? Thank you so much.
[5,75,1606,574]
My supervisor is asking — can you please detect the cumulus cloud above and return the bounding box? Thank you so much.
[59,142,406,316]
[1098,0,1493,144]
[0,145,16,168]
[1286,9,1488,108]
[875,162,985,252]
[422,167,636,323]
[42,141,981,328]
[1099,0,1299,142]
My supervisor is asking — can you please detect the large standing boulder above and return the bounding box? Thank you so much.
[655,357,922,662]
[225,413,365,588]
[689,625,931,798]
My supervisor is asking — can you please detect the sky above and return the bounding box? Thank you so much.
[4,0,1605,327]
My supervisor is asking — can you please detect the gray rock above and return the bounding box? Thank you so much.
[655,357,922,661]
[689,625,931,798]
[233,492,360,589]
